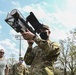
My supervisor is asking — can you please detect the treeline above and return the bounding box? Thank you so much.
[54,28,76,75]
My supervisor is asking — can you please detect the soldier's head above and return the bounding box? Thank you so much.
[19,57,24,64]
[0,49,5,58]
[39,24,51,40]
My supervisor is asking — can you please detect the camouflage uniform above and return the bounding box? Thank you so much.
[12,63,28,75]
[24,36,60,75]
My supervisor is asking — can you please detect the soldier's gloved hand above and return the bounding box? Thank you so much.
[22,29,35,40]
[27,40,34,48]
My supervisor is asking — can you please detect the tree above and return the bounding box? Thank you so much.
[7,54,17,67]
[67,29,76,75]
[58,28,76,75]
[59,39,69,75]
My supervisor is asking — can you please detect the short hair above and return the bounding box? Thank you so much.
[0,49,4,52]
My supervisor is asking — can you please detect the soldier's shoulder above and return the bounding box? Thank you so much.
[51,41,60,46]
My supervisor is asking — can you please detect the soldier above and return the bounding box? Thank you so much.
[22,25,60,75]
[12,57,29,75]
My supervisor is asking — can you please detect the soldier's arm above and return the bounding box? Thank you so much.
[33,35,51,50]
[47,42,60,61]
[34,35,60,56]
[24,47,35,65]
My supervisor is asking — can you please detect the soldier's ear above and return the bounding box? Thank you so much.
[48,30,51,34]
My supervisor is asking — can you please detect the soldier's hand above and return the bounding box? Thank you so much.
[22,29,35,40]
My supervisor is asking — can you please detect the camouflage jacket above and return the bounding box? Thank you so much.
[24,36,60,75]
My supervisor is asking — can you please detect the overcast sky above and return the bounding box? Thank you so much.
[0,0,76,60]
